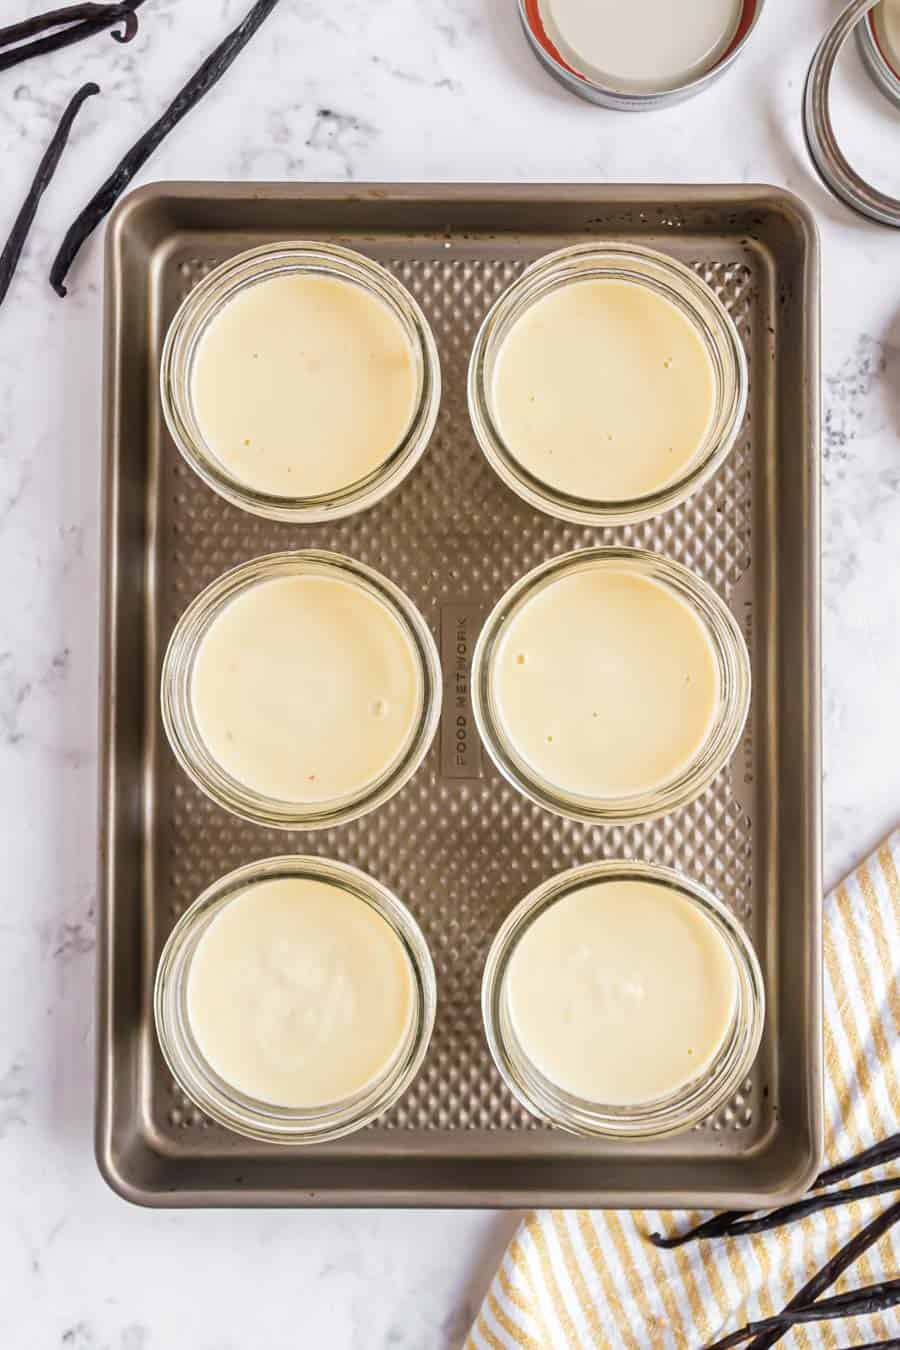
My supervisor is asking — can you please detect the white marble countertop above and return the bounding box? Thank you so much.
[1,1,898,1345]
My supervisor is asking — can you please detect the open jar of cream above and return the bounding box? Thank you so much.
[468,242,747,525]
[482,861,764,1139]
[471,547,750,824]
[154,855,436,1145]
[161,550,441,830]
[160,241,441,522]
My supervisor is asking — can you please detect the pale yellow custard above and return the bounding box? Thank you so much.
[190,574,420,803]
[491,277,715,502]
[493,566,720,799]
[190,273,417,498]
[188,878,415,1108]
[505,879,738,1104]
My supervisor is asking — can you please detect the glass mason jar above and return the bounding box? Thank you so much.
[482,860,765,1139]
[160,241,441,523]
[161,550,441,830]
[155,855,436,1145]
[467,242,747,526]
[471,547,751,824]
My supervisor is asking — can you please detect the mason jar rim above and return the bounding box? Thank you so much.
[159,240,442,523]
[482,860,765,1140]
[154,855,437,1146]
[467,242,748,526]
[804,0,900,228]
[471,547,751,824]
[160,550,442,830]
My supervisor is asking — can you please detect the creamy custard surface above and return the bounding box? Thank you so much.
[493,567,720,799]
[191,273,417,498]
[506,879,738,1104]
[491,278,716,502]
[190,574,420,803]
[188,878,415,1108]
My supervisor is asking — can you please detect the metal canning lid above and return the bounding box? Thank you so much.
[858,0,900,105]
[804,0,900,227]
[517,0,765,109]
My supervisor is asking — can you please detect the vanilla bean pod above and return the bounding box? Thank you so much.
[0,82,99,309]
[51,0,283,296]
[0,2,143,74]
[705,1279,900,1350]
[651,1133,900,1248]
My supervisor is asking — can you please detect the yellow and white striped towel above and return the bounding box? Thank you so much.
[467,829,900,1350]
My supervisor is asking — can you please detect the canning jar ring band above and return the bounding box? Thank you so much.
[803,0,900,228]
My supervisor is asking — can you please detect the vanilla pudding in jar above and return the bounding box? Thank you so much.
[471,548,750,823]
[468,243,747,525]
[154,856,436,1144]
[161,551,441,829]
[160,242,441,523]
[482,861,764,1139]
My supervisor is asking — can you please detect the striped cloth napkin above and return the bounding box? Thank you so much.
[467,830,900,1350]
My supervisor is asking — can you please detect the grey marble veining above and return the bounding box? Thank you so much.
[1,0,898,1345]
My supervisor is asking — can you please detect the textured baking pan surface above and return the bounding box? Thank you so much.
[98,183,821,1208]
